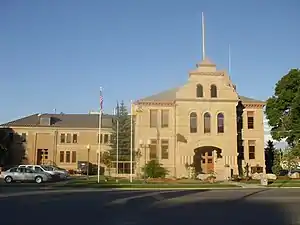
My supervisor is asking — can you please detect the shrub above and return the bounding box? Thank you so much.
[142,160,168,178]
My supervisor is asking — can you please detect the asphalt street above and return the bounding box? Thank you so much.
[1,188,300,225]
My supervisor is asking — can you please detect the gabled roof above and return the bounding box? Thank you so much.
[0,113,114,128]
[137,87,265,103]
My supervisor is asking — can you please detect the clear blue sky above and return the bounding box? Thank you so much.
[1,0,299,124]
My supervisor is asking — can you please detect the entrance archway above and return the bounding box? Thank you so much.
[193,146,222,174]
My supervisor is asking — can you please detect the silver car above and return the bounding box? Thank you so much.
[0,167,51,183]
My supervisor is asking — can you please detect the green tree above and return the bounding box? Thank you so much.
[282,147,298,171]
[109,101,134,162]
[265,140,275,173]
[142,160,168,178]
[265,69,300,150]
[272,149,282,175]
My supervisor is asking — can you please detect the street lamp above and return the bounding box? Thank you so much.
[139,139,151,181]
[86,144,90,179]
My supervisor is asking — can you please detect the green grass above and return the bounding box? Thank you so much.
[58,176,238,189]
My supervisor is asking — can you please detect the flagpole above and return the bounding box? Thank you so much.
[130,100,133,183]
[97,87,103,184]
[115,104,119,176]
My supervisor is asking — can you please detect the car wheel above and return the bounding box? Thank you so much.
[4,176,13,183]
[35,176,43,184]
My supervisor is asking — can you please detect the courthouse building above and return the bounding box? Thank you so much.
[1,58,265,179]
[133,58,265,179]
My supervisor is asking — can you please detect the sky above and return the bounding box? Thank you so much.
[1,0,299,145]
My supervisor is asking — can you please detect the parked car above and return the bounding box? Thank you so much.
[18,165,62,180]
[41,165,69,179]
[0,167,51,183]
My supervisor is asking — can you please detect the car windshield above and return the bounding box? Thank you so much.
[53,166,65,171]
[41,165,54,171]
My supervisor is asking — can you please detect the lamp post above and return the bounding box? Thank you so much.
[86,144,90,179]
[139,139,151,181]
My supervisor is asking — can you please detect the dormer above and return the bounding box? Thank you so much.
[39,115,52,126]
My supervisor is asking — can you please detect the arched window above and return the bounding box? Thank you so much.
[190,112,197,133]
[204,112,211,133]
[196,84,203,98]
[210,84,217,98]
[217,113,224,133]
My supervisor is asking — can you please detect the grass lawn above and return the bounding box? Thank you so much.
[239,178,300,187]
[58,176,238,189]
[269,179,300,187]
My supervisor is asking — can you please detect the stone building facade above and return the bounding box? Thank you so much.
[133,58,265,179]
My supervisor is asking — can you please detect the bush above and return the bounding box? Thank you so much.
[142,160,168,178]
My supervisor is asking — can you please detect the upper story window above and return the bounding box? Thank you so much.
[72,134,78,143]
[210,85,217,98]
[150,109,158,128]
[97,133,110,145]
[66,133,71,143]
[196,84,203,97]
[60,134,65,143]
[204,112,211,133]
[161,110,169,128]
[247,111,254,129]
[217,113,224,133]
[190,112,197,133]
[60,133,78,144]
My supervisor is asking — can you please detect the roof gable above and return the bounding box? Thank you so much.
[138,87,264,103]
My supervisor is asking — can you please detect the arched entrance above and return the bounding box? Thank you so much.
[193,146,222,174]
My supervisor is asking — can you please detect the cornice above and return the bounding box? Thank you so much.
[189,71,225,77]
[243,103,265,109]
[135,101,175,107]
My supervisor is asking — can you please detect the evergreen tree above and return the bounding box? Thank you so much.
[272,149,283,175]
[265,140,275,173]
[109,101,134,161]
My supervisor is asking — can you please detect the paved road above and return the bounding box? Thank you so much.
[0,188,299,225]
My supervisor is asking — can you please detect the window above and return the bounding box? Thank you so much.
[210,84,217,98]
[73,134,78,143]
[248,140,256,159]
[59,151,64,163]
[251,166,263,174]
[247,111,254,129]
[190,112,197,133]
[71,151,76,163]
[34,166,43,173]
[196,84,203,97]
[114,162,135,174]
[150,109,158,128]
[217,113,224,133]
[66,134,71,143]
[161,110,169,128]
[161,139,169,159]
[60,134,65,143]
[21,133,27,142]
[44,149,48,160]
[149,139,157,159]
[208,159,213,163]
[104,134,109,144]
[66,151,71,163]
[97,134,103,143]
[204,112,211,133]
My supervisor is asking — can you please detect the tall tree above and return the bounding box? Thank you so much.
[109,101,134,161]
[265,140,275,173]
[265,69,300,153]
[272,149,283,175]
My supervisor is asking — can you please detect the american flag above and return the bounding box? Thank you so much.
[100,88,103,111]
